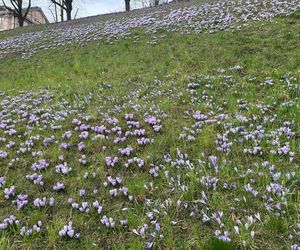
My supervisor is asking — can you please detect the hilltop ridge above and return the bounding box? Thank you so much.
[0,0,299,59]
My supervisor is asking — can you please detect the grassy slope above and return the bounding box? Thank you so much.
[0,9,299,250]
[1,15,299,92]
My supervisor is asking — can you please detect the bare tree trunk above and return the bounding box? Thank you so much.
[50,0,73,21]
[60,6,64,21]
[65,0,73,20]
[66,4,73,21]
[125,0,130,11]
[66,10,72,20]
[18,15,24,27]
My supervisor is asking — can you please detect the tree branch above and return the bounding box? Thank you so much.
[1,0,16,14]
[23,0,32,18]
[10,0,19,11]
[50,0,67,11]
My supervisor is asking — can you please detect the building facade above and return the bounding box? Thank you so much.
[0,6,48,31]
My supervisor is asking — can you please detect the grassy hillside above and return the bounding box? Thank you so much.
[1,16,300,92]
[0,1,300,249]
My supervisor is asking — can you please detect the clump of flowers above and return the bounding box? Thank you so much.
[58,222,80,238]
[53,182,65,191]
[31,159,49,171]
[0,150,8,159]
[0,176,6,188]
[33,197,54,207]
[104,176,123,186]
[26,173,44,186]
[56,163,72,175]
[13,194,28,210]
[105,156,119,167]
[92,200,103,214]
[137,137,153,145]
[125,157,144,168]
[0,215,19,230]
[4,185,15,199]
[101,216,115,228]
[20,221,42,237]
[119,147,133,156]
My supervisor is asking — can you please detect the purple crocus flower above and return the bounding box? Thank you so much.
[209,155,219,173]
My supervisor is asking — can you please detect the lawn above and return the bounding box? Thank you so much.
[0,2,299,250]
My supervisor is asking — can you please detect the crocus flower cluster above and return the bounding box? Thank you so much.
[26,173,44,186]
[31,160,49,171]
[13,194,28,210]
[0,215,19,230]
[20,221,42,236]
[105,156,119,167]
[55,163,72,175]
[58,222,80,238]
[33,197,54,207]
[53,182,65,191]
[101,216,115,228]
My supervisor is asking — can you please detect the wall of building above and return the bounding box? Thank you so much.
[27,9,48,24]
[0,7,48,31]
[0,14,17,31]
[0,15,4,31]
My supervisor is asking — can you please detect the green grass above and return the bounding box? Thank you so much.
[1,16,299,92]
[0,8,299,250]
